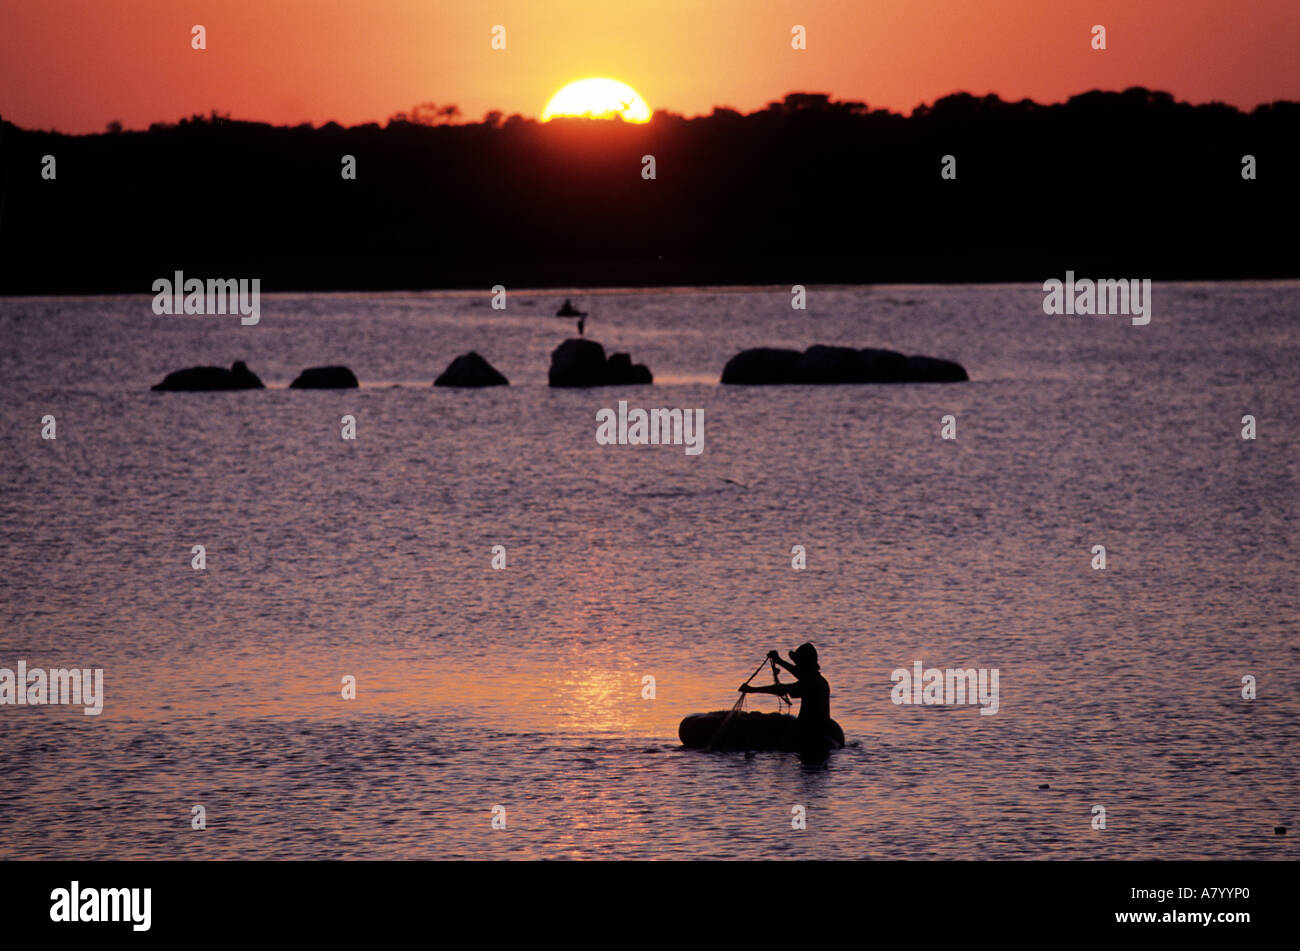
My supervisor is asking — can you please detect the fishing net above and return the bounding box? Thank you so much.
[706,656,792,750]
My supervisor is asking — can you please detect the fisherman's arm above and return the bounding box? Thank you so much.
[767,650,798,676]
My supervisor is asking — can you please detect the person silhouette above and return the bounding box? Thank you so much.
[577,315,585,336]
[739,642,833,758]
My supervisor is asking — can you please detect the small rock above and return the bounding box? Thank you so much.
[290,365,359,389]
[434,352,509,387]
[152,360,264,391]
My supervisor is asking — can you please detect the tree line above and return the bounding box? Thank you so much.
[1,88,1296,293]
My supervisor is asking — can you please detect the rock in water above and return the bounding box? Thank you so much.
[152,360,264,391]
[549,339,608,387]
[855,347,910,382]
[289,365,359,389]
[721,345,967,384]
[790,345,864,383]
[434,352,509,387]
[607,352,653,385]
[719,347,802,384]
[904,354,969,382]
[548,339,652,387]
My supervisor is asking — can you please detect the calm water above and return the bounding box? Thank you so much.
[0,283,1296,860]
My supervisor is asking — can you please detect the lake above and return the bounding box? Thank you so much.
[0,282,1295,859]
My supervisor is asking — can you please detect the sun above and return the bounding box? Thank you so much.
[542,78,652,123]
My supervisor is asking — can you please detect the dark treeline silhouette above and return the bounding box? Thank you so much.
[1,88,1296,293]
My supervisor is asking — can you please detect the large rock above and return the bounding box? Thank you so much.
[549,339,607,386]
[290,365,359,389]
[719,347,802,384]
[548,339,652,387]
[152,360,264,391]
[789,345,864,383]
[721,346,966,384]
[434,352,509,387]
[856,347,911,382]
[903,355,968,382]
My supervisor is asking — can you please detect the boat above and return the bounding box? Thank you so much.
[678,710,845,752]
[556,299,587,317]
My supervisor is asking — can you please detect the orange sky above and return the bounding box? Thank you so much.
[2,0,1297,133]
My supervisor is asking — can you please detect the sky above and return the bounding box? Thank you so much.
[2,0,1297,133]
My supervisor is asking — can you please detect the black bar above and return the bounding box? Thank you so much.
[0,860,1283,939]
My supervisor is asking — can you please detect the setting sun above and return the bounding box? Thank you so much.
[541,78,651,123]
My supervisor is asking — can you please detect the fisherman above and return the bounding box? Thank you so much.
[739,642,834,758]
[577,315,586,336]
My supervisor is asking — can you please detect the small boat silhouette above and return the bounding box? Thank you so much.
[556,298,587,317]
[678,710,845,752]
